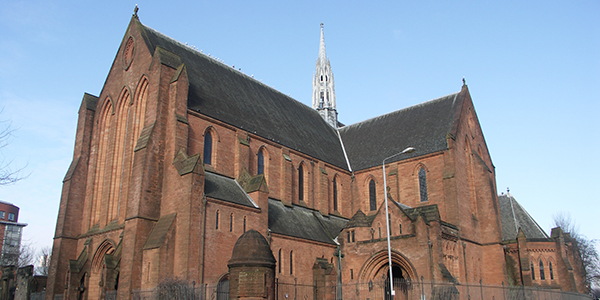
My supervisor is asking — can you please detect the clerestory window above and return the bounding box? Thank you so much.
[419,167,428,202]
[369,179,377,211]
[204,131,213,165]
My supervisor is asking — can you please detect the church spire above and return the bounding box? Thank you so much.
[312,23,338,128]
[319,23,327,65]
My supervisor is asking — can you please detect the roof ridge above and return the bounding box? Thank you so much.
[141,22,323,120]
[340,91,460,131]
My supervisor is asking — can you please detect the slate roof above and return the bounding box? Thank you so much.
[268,199,348,245]
[136,21,349,170]
[498,193,549,240]
[338,93,461,171]
[205,172,258,208]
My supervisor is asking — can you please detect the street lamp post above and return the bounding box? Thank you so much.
[382,147,415,298]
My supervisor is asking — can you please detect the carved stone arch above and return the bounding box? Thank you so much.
[116,85,133,108]
[363,174,378,186]
[98,96,115,118]
[358,249,418,283]
[257,145,270,159]
[91,239,117,273]
[411,162,429,176]
[203,125,221,142]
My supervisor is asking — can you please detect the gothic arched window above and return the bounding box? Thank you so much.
[539,260,545,280]
[369,179,377,211]
[333,177,338,211]
[419,167,428,202]
[204,131,213,165]
[215,210,219,230]
[289,250,294,275]
[257,150,264,175]
[531,262,536,280]
[549,261,554,280]
[298,165,304,201]
[278,249,282,273]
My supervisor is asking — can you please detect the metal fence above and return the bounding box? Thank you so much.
[340,279,592,300]
[131,282,227,300]
[55,278,590,300]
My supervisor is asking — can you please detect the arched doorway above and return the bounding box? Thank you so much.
[217,275,229,300]
[359,250,417,300]
[384,265,411,300]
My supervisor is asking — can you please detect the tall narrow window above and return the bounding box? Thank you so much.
[388,213,392,236]
[243,216,247,233]
[333,177,338,211]
[399,224,403,235]
[549,262,554,280]
[257,150,264,175]
[531,262,535,280]
[539,260,545,280]
[289,251,293,275]
[351,230,355,242]
[204,131,213,165]
[215,210,219,230]
[347,231,351,243]
[278,249,282,273]
[369,179,377,211]
[229,213,234,232]
[419,168,428,202]
[298,165,304,201]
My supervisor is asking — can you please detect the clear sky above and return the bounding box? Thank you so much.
[0,1,598,254]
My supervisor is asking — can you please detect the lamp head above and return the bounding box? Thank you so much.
[401,147,416,154]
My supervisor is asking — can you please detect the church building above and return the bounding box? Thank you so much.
[46,12,586,300]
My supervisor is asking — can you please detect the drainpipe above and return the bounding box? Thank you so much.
[199,194,208,284]
[334,245,344,300]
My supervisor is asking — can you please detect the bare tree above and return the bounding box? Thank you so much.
[0,241,36,268]
[36,246,52,276]
[0,112,26,185]
[553,212,600,291]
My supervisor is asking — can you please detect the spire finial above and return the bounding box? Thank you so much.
[133,5,139,18]
[462,77,466,86]
[321,23,324,28]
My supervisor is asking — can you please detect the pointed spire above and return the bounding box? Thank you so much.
[312,23,338,128]
[319,23,327,65]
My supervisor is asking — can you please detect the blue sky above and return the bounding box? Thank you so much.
[0,1,598,254]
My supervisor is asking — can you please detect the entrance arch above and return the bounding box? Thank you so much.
[358,250,418,299]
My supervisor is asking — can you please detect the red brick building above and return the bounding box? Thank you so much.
[0,201,26,267]
[46,13,586,300]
